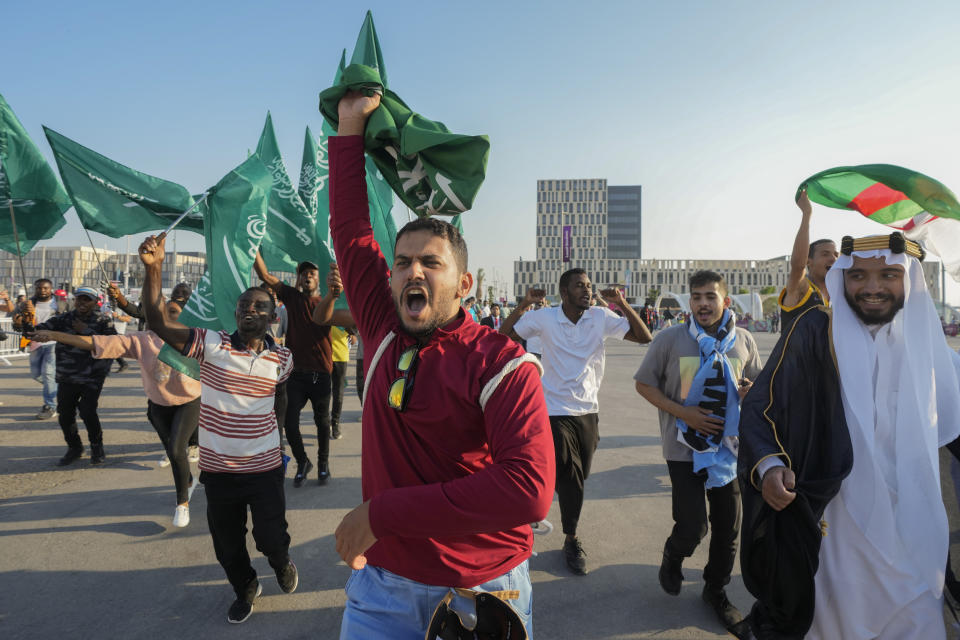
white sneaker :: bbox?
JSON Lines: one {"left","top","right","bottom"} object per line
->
{"left": 158, "top": 453, "right": 170, "bottom": 468}
{"left": 530, "top": 519, "right": 554, "bottom": 535}
{"left": 173, "top": 504, "right": 190, "bottom": 528}
{"left": 187, "top": 474, "right": 200, "bottom": 501}
{"left": 187, "top": 445, "right": 199, "bottom": 463}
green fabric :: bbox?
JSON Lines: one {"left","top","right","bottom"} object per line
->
{"left": 158, "top": 342, "right": 200, "bottom": 380}
{"left": 0, "top": 94, "right": 71, "bottom": 255}
{"left": 799, "top": 164, "right": 960, "bottom": 224}
{"left": 177, "top": 155, "right": 271, "bottom": 333}
{"left": 43, "top": 126, "right": 204, "bottom": 237}
{"left": 255, "top": 112, "right": 336, "bottom": 274}
{"left": 318, "top": 13, "right": 489, "bottom": 218}
{"left": 297, "top": 125, "right": 325, "bottom": 243}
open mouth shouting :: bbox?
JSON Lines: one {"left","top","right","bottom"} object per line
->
{"left": 402, "top": 284, "right": 430, "bottom": 321}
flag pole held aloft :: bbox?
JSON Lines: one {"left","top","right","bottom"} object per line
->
{"left": 158, "top": 191, "right": 211, "bottom": 240}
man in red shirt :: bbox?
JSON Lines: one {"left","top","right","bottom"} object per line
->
{"left": 329, "top": 91, "right": 555, "bottom": 639}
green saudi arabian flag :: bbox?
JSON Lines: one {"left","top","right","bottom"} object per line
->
{"left": 255, "top": 112, "right": 335, "bottom": 273}
{"left": 44, "top": 127, "right": 204, "bottom": 237}
{"left": 0, "top": 94, "right": 71, "bottom": 255}
{"left": 177, "top": 155, "right": 272, "bottom": 333}
{"left": 298, "top": 125, "right": 325, "bottom": 243}
{"left": 319, "top": 11, "right": 490, "bottom": 218}
{"left": 316, "top": 48, "right": 399, "bottom": 267}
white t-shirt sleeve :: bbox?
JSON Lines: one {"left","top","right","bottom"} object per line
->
{"left": 513, "top": 308, "right": 542, "bottom": 341}
{"left": 601, "top": 307, "right": 631, "bottom": 340}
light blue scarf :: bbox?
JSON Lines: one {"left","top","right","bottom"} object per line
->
{"left": 676, "top": 309, "right": 740, "bottom": 489}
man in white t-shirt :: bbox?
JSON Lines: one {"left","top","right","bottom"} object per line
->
{"left": 502, "top": 268, "right": 652, "bottom": 574}
{"left": 14, "top": 278, "right": 71, "bottom": 419}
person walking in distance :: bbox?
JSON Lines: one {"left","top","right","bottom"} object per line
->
{"left": 13, "top": 278, "right": 71, "bottom": 420}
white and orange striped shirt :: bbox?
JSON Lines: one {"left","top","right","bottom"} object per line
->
{"left": 184, "top": 329, "right": 293, "bottom": 474}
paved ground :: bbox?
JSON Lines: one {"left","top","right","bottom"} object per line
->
{"left": 2, "top": 331, "right": 960, "bottom": 639}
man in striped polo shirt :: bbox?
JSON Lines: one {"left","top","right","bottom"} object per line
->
{"left": 138, "top": 234, "right": 297, "bottom": 624}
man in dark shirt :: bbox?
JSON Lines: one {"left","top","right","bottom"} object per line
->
{"left": 29, "top": 286, "right": 117, "bottom": 466}
{"left": 254, "top": 255, "right": 339, "bottom": 487}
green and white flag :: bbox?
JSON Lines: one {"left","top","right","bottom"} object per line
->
{"left": 177, "top": 155, "right": 271, "bottom": 333}
{"left": 318, "top": 11, "right": 489, "bottom": 219}
{"left": 317, "top": 48, "right": 398, "bottom": 267}
{"left": 298, "top": 125, "right": 325, "bottom": 242}
{"left": 0, "top": 94, "right": 71, "bottom": 255}
{"left": 43, "top": 127, "right": 204, "bottom": 237}
{"left": 255, "top": 113, "right": 332, "bottom": 273}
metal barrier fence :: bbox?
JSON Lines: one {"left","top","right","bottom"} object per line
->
{"left": 0, "top": 318, "right": 29, "bottom": 366}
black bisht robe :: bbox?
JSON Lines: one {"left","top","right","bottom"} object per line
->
{"left": 737, "top": 306, "right": 853, "bottom": 638}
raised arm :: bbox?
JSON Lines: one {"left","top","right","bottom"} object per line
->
{"left": 253, "top": 251, "right": 282, "bottom": 293}
{"left": 28, "top": 330, "right": 94, "bottom": 351}
{"left": 311, "top": 262, "right": 356, "bottom": 328}
{"left": 139, "top": 235, "right": 191, "bottom": 351}
{"left": 500, "top": 288, "right": 545, "bottom": 341}
{"left": 600, "top": 288, "right": 652, "bottom": 343}
{"left": 106, "top": 282, "right": 141, "bottom": 319}
{"left": 782, "top": 189, "right": 813, "bottom": 308}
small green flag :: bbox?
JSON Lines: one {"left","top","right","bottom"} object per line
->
{"left": 298, "top": 125, "right": 325, "bottom": 242}
{"left": 177, "top": 155, "right": 272, "bottom": 333}
{"left": 0, "top": 94, "right": 71, "bottom": 255}
{"left": 318, "top": 12, "right": 490, "bottom": 218}
{"left": 44, "top": 127, "right": 204, "bottom": 237}
{"left": 255, "top": 113, "right": 334, "bottom": 273}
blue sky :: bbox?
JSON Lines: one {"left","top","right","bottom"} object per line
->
{"left": 6, "top": 1, "right": 960, "bottom": 300}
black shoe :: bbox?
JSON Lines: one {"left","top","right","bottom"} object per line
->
{"left": 117, "top": 361, "right": 129, "bottom": 373}
{"left": 56, "top": 447, "right": 83, "bottom": 466}
{"left": 317, "top": 461, "right": 330, "bottom": 485}
{"left": 563, "top": 537, "right": 588, "bottom": 575}
{"left": 330, "top": 424, "right": 342, "bottom": 440}
{"left": 90, "top": 444, "right": 105, "bottom": 465}
{"left": 292, "top": 459, "right": 313, "bottom": 488}
{"left": 702, "top": 584, "right": 744, "bottom": 629}
{"left": 227, "top": 578, "right": 262, "bottom": 624}
{"left": 275, "top": 560, "right": 298, "bottom": 594}
{"left": 658, "top": 544, "right": 684, "bottom": 595}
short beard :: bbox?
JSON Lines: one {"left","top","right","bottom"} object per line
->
{"left": 392, "top": 296, "right": 457, "bottom": 341}
{"left": 844, "top": 289, "right": 905, "bottom": 326}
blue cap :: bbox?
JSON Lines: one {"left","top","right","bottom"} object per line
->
{"left": 74, "top": 286, "right": 100, "bottom": 300}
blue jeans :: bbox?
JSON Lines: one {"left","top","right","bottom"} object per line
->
{"left": 340, "top": 560, "right": 533, "bottom": 640}
{"left": 29, "top": 344, "right": 57, "bottom": 408}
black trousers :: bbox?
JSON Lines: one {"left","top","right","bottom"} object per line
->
{"left": 57, "top": 380, "right": 106, "bottom": 449}
{"left": 202, "top": 467, "right": 291, "bottom": 596}
{"left": 355, "top": 358, "right": 365, "bottom": 404}
{"left": 331, "top": 361, "right": 347, "bottom": 425}
{"left": 665, "top": 460, "right": 741, "bottom": 587}
{"left": 550, "top": 414, "right": 600, "bottom": 536}
{"left": 147, "top": 398, "right": 200, "bottom": 504}
{"left": 284, "top": 370, "right": 331, "bottom": 466}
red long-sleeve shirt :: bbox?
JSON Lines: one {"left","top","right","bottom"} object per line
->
{"left": 329, "top": 136, "right": 555, "bottom": 587}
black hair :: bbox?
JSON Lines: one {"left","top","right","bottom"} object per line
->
{"left": 34, "top": 278, "right": 52, "bottom": 287}
{"left": 559, "top": 268, "right": 588, "bottom": 291}
{"left": 808, "top": 239, "right": 835, "bottom": 259}
{"left": 689, "top": 270, "right": 728, "bottom": 296}
{"left": 395, "top": 217, "right": 468, "bottom": 272}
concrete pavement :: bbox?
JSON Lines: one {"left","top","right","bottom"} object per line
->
{"left": 2, "top": 332, "right": 960, "bottom": 639}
